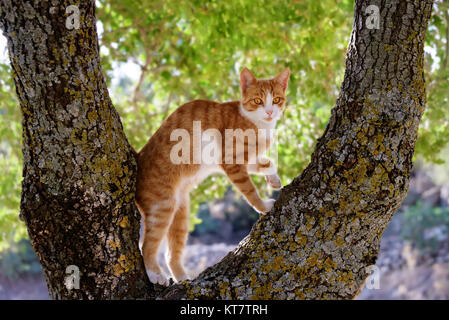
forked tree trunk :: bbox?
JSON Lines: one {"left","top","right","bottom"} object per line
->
{"left": 0, "top": 0, "right": 434, "bottom": 299}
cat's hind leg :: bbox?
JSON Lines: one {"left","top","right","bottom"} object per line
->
{"left": 139, "top": 195, "right": 177, "bottom": 286}
{"left": 166, "top": 191, "right": 190, "bottom": 282}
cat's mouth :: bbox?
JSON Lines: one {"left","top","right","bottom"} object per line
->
{"left": 264, "top": 117, "right": 273, "bottom": 122}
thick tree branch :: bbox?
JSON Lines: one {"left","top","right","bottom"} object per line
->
{"left": 158, "top": 0, "right": 434, "bottom": 299}
{"left": 0, "top": 0, "right": 153, "bottom": 299}
{"left": 0, "top": 0, "right": 434, "bottom": 300}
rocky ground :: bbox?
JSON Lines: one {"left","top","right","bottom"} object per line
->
{"left": 357, "top": 238, "right": 449, "bottom": 299}
{"left": 0, "top": 274, "right": 48, "bottom": 300}
{"left": 357, "top": 216, "right": 449, "bottom": 299}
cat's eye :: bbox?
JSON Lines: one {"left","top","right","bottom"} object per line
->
{"left": 254, "top": 98, "right": 263, "bottom": 105}
{"left": 273, "top": 97, "right": 281, "bottom": 104}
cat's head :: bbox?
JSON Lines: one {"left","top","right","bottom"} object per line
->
{"left": 239, "top": 67, "right": 290, "bottom": 125}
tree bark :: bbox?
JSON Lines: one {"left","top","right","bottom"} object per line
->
{"left": 0, "top": 0, "right": 433, "bottom": 299}
{"left": 0, "top": 0, "right": 153, "bottom": 299}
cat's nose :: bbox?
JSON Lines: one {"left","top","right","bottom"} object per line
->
{"left": 266, "top": 110, "right": 273, "bottom": 116}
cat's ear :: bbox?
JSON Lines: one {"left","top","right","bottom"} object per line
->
{"left": 274, "top": 67, "right": 290, "bottom": 92}
{"left": 240, "top": 68, "right": 257, "bottom": 94}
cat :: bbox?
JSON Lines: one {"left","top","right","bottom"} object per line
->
{"left": 135, "top": 67, "right": 290, "bottom": 285}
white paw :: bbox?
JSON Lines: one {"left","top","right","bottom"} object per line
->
{"left": 261, "top": 198, "right": 276, "bottom": 214}
{"left": 266, "top": 174, "right": 282, "bottom": 189}
{"left": 175, "top": 273, "right": 191, "bottom": 283}
{"left": 147, "top": 269, "right": 170, "bottom": 286}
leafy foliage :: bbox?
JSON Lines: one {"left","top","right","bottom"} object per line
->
{"left": 0, "top": 0, "right": 448, "bottom": 250}
{"left": 0, "top": 63, "right": 26, "bottom": 251}
{"left": 97, "top": 0, "right": 355, "bottom": 227}
{"left": 418, "top": 0, "right": 449, "bottom": 163}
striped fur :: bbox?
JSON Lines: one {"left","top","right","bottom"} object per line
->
{"left": 135, "top": 68, "right": 290, "bottom": 284}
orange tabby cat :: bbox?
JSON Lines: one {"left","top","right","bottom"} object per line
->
{"left": 135, "top": 67, "right": 290, "bottom": 285}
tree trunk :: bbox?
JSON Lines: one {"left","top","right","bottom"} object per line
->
{"left": 0, "top": 0, "right": 153, "bottom": 299}
{"left": 0, "top": 0, "right": 434, "bottom": 299}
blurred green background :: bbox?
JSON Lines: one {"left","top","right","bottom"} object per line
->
{"left": 0, "top": 0, "right": 448, "bottom": 299}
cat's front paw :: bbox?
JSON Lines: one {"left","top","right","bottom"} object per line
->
{"left": 266, "top": 174, "right": 282, "bottom": 189}
{"left": 261, "top": 198, "right": 276, "bottom": 214}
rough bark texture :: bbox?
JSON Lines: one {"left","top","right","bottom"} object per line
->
{"left": 0, "top": 1, "right": 153, "bottom": 299}
{"left": 0, "top": 0, "right": 433, "bottom": 299}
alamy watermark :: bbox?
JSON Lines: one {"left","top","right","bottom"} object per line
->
{"left": 366, "top": 5, "right": 380, "bottom": 29}
{"left": 65, "top": 265, "right": 80, "bottom": 290}
{"left": 169, "top": 121, "right": 278, "bottom": 174}
{"left": 65, "top": 5, "right": 80, "bottom": 30}
{"left": 364, "top": 265, "right": 380, "bottom": 290}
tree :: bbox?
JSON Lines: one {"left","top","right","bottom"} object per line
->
{"left": 0, "top": 0, "right": 434, "bottom": 299}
